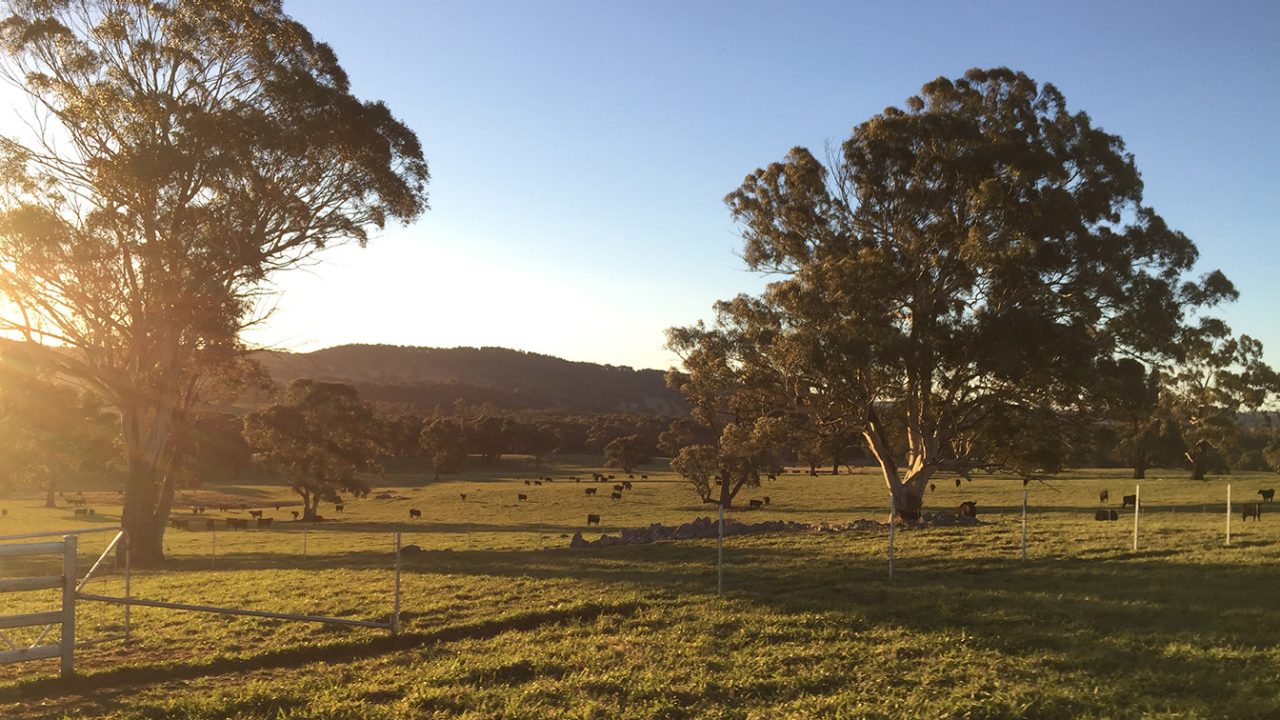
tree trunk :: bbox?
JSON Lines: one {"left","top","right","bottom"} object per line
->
{"left": 119, "top": 405, "right": 178, "bottom": 567}
{"left": 44, "top": 478, "right": 56, "bottom": 508}
{"left": 808, "top": 460, "right": 817, "bottom": 476}
{"left": 862, "top": 410, "right": 935, "bottom": 522}
{"left": 1132, "top": 457, "right": 1146, "bottom": 480}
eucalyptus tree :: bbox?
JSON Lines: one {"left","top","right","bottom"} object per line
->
{"left": 0, "top": 0, "right": 428, "bottom": 562}
{"left": 669, "top": 68, "right": 1232, "bottom": 520}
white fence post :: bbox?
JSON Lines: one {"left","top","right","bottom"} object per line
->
{"left": 1226, "top": 484, "right": 1231, "bottom": 546}
{"left": 716, "top": 502, "right": 724, "bottom": 597}
{"left": 1021, "top": 488, "right": 1028, "bottom": 562}
{"left": 60, "top": 534, "right": 77, "bottom": 678}
{"left": 1132, "top": 484, "right": 1140, "bottom": 551}
{"left": 393, "top": 532, "right": 401, "bottom": 635}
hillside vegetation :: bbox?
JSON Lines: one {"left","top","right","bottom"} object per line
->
{"left": 254, "top": 345, "right": 686, "bottom": 416}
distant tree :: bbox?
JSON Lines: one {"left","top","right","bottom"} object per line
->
{"left": 604, "top": 435, "right": 650, "bottom": 474}
{"left": 657, "top": 418, "right": 702, "bottom": 457}
{"left": 670, "top": 68, "right": 1235, "bottom": 520}
{"left": 1264, "top": 443, "right": 1280, "bottom": 474}
{"left": 0, "top": 0, "right": 428, "bottom": 563}
{"left": 1162, "top": 321, "right": 1279, "bottom": 479}
{"left": 420, "top": 417, "right": 466, "bottom": 481}
{"left": 464, "top": 415, "right": 512, "bottom": 465}
{"left": 243, "top": 381, "right": 384, "bottom": 520}
{"left": 1094, "top": 359, "right": 1165, "bottom": 478}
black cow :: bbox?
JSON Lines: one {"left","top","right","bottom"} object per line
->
{"left": 291, "top": 511, "right": 300, "bottom": 520}
{"left": 954, "top": 478, "right": 962, "bottom": 488}
{"left": 749, "top": 499, "right": 764, "bottom": 509}
{"left": 334, "top": 504, "right": 344, "bottom": 513}
{"left": 1242, "top": 503, "right": 1261, "bottom": 522}
{"left": 585, "top": 488, "right": 597, "bottom": 496}
{"left": 460, "top": 493, "right": 468, "bottom": 502}
{"left": 1122, "top": 494, "right": 1137, "bottom": 508}
{"left": 763, "top": 496, "right": 771, "bottom": 505}
{"left": 613, "top": 484, "right": 625, "bottom": 492}
{"left": 1094, "top": 509, "right": 1119, "bottom": 521}
{"left": 587, "top": 513, "right": 601, "bottom": 526}
{"left": 518, "top": 493, "right": 528, "bottom": 502}
{"left": 534, "top": 481, "right": 543, "bottom": 486}
{"left": 641, "top": 475, "right": 649, "bottom": 480}
{"left": 622, "top": 481, "right": 633, "bottom": 490}
{"left": 249, "top": 510, "right": 263, "bottom": 519}
{"left": 610, "top": 491, "right": 622, "bottom": 500}
{"left": 1099, "top": 489, "right": 1110, "bottom": 504}
{"left": 929, "top": 483, "right": 936, "bottom": 493}
{"left": 1258, "top": 489, "right": 1275, "bottom": 503}
{"left": 409, "top": 508, "right": 422, "bottom": 519}
{"left": 524, "top": 480, "right": 531, "bottom": 486}
{"left": 958, "top": 501, "right": 977, "bottom": 517}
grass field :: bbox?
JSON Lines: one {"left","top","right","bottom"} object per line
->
{"left": 1, "top": 458, "right": 1278, "bottom": 719}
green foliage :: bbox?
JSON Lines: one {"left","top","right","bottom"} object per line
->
{"left": 671, "top": 68, "right": 1234, "bottom": 519}
{"left": 603, "top": 434, "right": 650, "bottom": 473}
{"left": 243, "top": 380, "right": 383, "bottom": 519}
{"left": 419, "top": 416, "right": 466, "bottom": 480}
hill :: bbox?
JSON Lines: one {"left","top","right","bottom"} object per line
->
{"left": 253, "top": 344, "right": 687, "bottom": 416}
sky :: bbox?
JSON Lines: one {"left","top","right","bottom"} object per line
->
{"left": 243, "top": 1, "right": 1278, "bottom": 370}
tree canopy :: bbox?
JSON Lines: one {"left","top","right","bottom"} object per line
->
{"left": 0, "top": 0, "right": 428, "bottom": 562}
{"left": 669, "top": 68, "right": 1238, "bottom": 519}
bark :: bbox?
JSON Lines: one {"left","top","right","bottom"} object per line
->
{"left": 119, "top": 404, "right": 178, "bottom": 567}
{"left": 44, "top": 479, "right": 55, "bottom": 509}
{"left": 863, "top": 410, "right": 936, "bottom": 522}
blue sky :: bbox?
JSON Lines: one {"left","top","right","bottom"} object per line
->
{"left": 253, "top": 0, "right": 1280, "bottom": 370}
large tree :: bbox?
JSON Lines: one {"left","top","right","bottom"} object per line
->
{"left": 243, "top": 380, "right": 383, "bottom": 521}
{"left": 0, "top": 0, "right": 428, "bottom": 562}
{"left": 670, "top": 68, "right": 1233, "bottom": 520}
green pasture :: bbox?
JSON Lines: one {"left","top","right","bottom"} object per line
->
{"left": 1, "top": 459, "right": 1278, "bottom": 719}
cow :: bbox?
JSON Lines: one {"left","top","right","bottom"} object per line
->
{"left": 766, "top": 473, "right": 776, "bottom": 481}
{"left": 1122, "top": 494, "right": 1137, "bottom": 508}
{"left": 628, "top": 474, "right": 635, "bottom": 479}
{"left": 460, "top": 493, "right": 468, "bottom": 502}
{"left": 257, "top": 517, "right": 273, "bottom": 528}
{"left": 534, "top": 481, "right": 543, "bottom": 486}
{"left": 334, "top": 504, "right": 344, "bottom": 513}
{"left": 929, "top": 483, "right": 936, "bottom": 493}
{"left": 1099, "top": 489, "right": 1110, "bottom": 504}
{"left": 291, "top": 511, "right": 300, "bottom": 520}
{"left": 585, "top": 488, "right": 597, "bottom": 496}
{"left": 409, "top": 508, "right": 422, "bottom": 519}
{"left": 249, "top": 510, "right": 263, "bottom": 519}
{"left": 641, "top": 475, "right": 648, "bottom": 480}
{"left": 1259, "top": 489, "right": 1275, "bottom": 503}
{"left": 958, "top": 501, "right": 977, "bottom": 517}
{"left": 622, "top": 481, "right": 633, "bottom": 490}
{"left": 1242, "top": 503, "right": 1261, "bottom": 522}
{"left": 1094, "top": 509, "right": 1119, "bottom": 521}
{"left": 275, "top": 503, "right": 282, "bottom": 511}
{"left": 749, "top": 499, "right": 764, "bottom": 509}
{"left": 608, "top": 475, "right": 616, "bottom": 480}
{"left": 763, "top": 496, "right": 771, "bottom": 505}
{"left": 611, "top": 491, "right": 622, "bottom": 500}
{"left": 613, "top": 484, "right": 625, "bottom": 492}
{"left": 524, "top": 480, "right": 531, "bottom": 486}
{"left": 586, "top": 513, "right": 601, "bottom": 526}
{"left": 518, "top": 493, "right": 528, "bottom": 502}
{"left": 573, "top": 477, "right": 581, "bottom": 483}
{"left": 954, "top": 478, "right": 962, "bottom": 488}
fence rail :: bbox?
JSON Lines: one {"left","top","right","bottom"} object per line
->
{"left": 0, "top": 533, "right": 76, "bottom": 678}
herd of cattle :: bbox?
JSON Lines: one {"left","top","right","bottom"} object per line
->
{"left": 1091, "top": 487, "right": 1272, "bottom": 522}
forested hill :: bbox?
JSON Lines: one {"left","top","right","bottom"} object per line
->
{"left": 253, "top": 344, "right": 687, "bottom": 416}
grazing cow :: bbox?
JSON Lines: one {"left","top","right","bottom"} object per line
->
{"left": 534, "top": 481, "right": 543, "bottom": 486}
{"left": 249, "top": 510, "right": 263, "bottom": 519}
{"left": 611, "top": 491, "right": 622, "bottom": 500}
{"left": 749, "top": 499, "right": 764, "bottom": 509}
{"left": 622, "top": 481, "right": 633, "bottom": 490}
{"left": 334, "top": 504, "right": 344, "bottom": 513}
{"left": 1122, "top": 494, "right": 1137, "bottom": 508}
{"left": 585, "top": 488, "right": 597, "bottom": 496}
{"left": 257, "top": 517, "right": 273, "bottom": 528}
{"left": 766, "top": 474, "right": 776, "bottom": 481}
{"left": 608, "top": 475, "right": 616, "bottom": 480}
{"left": 518, "top": 494, "right": 528, "bottom": 502}
{"left": 544, "top": 477, "right": 553, "bottom": 482}
{"left": 613, "top": 484, "right": 625, "bottom": 492}
{"left": 227, "top": 518, "right": 249, "bottom": 530}
{"left": 275, "top": 503, "right": 282, "bottom": 511}
{"left": 958, "top": 501, "right": 977, "bottom": 517}
{"left": 291, "top": 511, "right": 300, "bottom": 520}
{"left": 1094, "top": 509, "right": 1119, "bottom": 521}
{"left": 1242, "top": 503, "right": 1261, "bottom": 522}
{"left": 1099, "top": 489, "right": 1110, "bottom": 504}
{"left": 460, "top": 493, "right": 468, "bottom": 502}
{"left": 409, "top": 508, "right": 422, "bottom": 519}
{"left": 1259, "top": 489, "right": 1275, "bottom": 503}
{"left": 587, "top": 513, "right": 601, "bottom": 526}
{"left": 954, "top": 478, "right": 962, "bottom": 488}
{"left": 929, "top": 483, "right": 936, "bottom": 493}
{"left": 524, "top": 480, "right": 531, "bottom": 486}
{"left": 573, "top": 477, "right": 581, "bottom": 483}
{"left": 763, "top": 496, "right": 771, "bottom": 505}
{"left": 641, "top": 475, "right": 648, "bottom": 480}
{"left": 628, "top": 474, "right": 635, "bottom": 479}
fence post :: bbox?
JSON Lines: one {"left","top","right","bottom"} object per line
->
{"left": 888, "top": 498, "right": 896, "bottom": 579}
{"left": 211, "top": 526, "right": 216, "bottom": 569}
{"left": 60, "top": 534, "right": 77, "bottom": 679}
{"left": 1021, "top": 488, "right": 1028, "bottom": 562}
{"left": 716, "top": 502, "right": 724, "bottom": 597}
{"left": 1226, "top": 484, "right": 1231, "bottom": 546}
{"left": 1132, "top": 484, "right": 1140, "bottom": 551}
{"left": 124, "top": 531, "right": 131, "bottom": 641}
{"left": 303, "top": 529, "right": 308, "bottom": 558}
{"left": 393, "top": 532, "right": 401, "bottom": 635}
